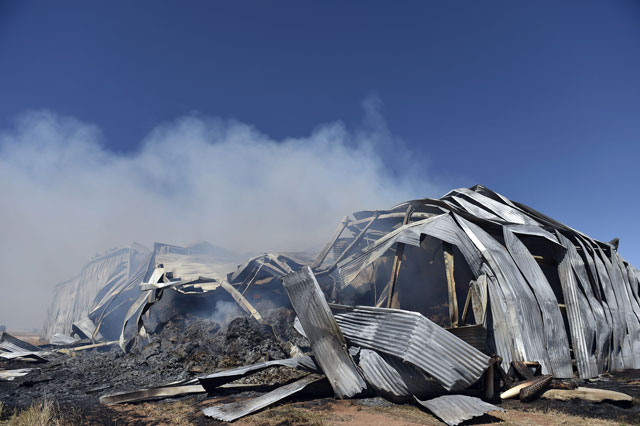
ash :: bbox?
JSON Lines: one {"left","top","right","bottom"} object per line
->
{"left": 0, "top": 311, "right": 304, "bottom": 414}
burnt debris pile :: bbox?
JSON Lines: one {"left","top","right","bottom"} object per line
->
{"left": 2, "top": 184, "right": 640, "bottom": 425}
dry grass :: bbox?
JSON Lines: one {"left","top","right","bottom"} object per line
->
{"left": 492, "top": 407, "right": 630, "bottom": 426}
{"left": 239, "top": 404, "right": 327, "bottom": 426}
{"left": 109, "top": 399, "right": 196, "bottom": 425}
{"left": 0, "top": 399, "right": 62, "bottom": 426}
{"left": 371, "top": 402, "right": 441, "bottom": 423}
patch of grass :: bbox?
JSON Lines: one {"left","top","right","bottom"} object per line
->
{"left": 0, "top": 399, "right": 61, "bottom": 426}
{"left": 109, "top": 399, "right": 195, "bottom": 425}
{"left": 492, "top": 407, "right": 626, "bottom": 426}
{"left": 244, "top": 403, "right": 326, "bottom": 426}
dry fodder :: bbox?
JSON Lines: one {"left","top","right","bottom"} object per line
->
{"left": 0, "top": 398, "right": 62, "bottom": 426}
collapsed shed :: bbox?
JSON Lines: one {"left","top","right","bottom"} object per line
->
{"left": 43, "top": 184, "right": 640, "bottom": 382}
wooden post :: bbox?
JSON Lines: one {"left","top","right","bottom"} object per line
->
{"left": 386, "top": 243, "right": 405, "bottom": 308}
{"left": 443, "top": 242, "right": 459, "bottom": 327}
{"left": 484, "top": 363, "right": 495, "bottom": 400}
{"left": 460, "top": 284, "right": 472, "bottom": 326}
{"left": 386, "top": 206, "right": 414, "bottom": 308}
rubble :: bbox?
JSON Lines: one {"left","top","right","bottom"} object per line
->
{"left": 0, "top": 368, "right": 33, "bottom": 381}
{"left": 3, "top": 185, "right": 640, "bottom": 424}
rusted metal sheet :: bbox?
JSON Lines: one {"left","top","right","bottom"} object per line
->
{"left": 282, "top": 267, "right": 367, "bottom": 398}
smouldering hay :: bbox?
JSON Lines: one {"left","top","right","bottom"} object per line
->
{"left": 0, "top": 398, "right": 62, "bottom": 426}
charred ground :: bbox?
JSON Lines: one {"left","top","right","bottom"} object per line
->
{"left": 2, "top": 316, "right": 640, "bottom": 425}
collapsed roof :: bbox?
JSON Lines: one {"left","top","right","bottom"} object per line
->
{"left": 44, "top": 185, "right": 640, "bottom": 380}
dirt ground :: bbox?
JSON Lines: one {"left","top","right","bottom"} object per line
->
{"left": 2, "top": 317, "right": 639, "bottom": 425}
{"left": 55, "top": 391, "right": 639, "bottom": 426}
{"left": 2, "top": 375, "right": 638, "bottom": 426}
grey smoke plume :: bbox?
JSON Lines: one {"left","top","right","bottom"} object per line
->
{"left": 208, "top": 301, "right": 243, "bottom": 326}
{"left": 0, "top": 100, "right": 445, "bottom": 329}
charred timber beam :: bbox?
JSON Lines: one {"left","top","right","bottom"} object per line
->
{"left": 460, "top": 283, "right": 472, "bottom": 326}
{"left": 316, "top": 212, "right": 379, "bottom": 277}
{"left": 311, "top": 216, "right": 350, "bottom": 269}
{"left": 348, "top": 211, "right": 432, "bottom": 227}
{"left": 386, "top": 207, "right": 414, "bottom": 308}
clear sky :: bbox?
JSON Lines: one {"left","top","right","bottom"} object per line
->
{"left": 1, "top": 1, "right": 639, "bottom": 328}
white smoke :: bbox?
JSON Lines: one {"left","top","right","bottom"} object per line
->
{"left": 0, "top": 100, "right": 446, "bottom": 329}
{"left": 208, "top": 301, "right": 243, "bottom": 326}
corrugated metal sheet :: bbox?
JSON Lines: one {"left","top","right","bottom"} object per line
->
{"left": 454, "top": 215, "right": 553, "bottom": 374}
{"left": 331, "top": 185, "right": 640, "bottom": 381}
{"left": 100, "top": 383, "right": 205, "bottom": 405}
{"left": 282, "top": 267, "right": 367, "bottom": 398}
{"left": 447, "top": 187, "right": 537, "bottom": 225}
{"left": 198, "top": 356, "right": 317, "bottom": 392}
{"left": 612, "top": 252, "right": 640, "bottom": 368}
{"left": 49, "top": 333, "right": 78, "bottom": 345}
{"left": 502, "top": 228, "right": 572, "bottom": 378}
{"left": 446, "top": 324, "right": 487, "bottom": 353}
{"left": 202, "top": 375, "right": 327, "bottom": 422}
{"left": 415, "top": 394, "right": 504, "bottom": 426}
{"left": 570, "top": 237, "right": 610, "bottom": 372}
{"left": 43, "top": 244, "right": 150, "bottom": 339}
{"left": 71, "top": 317, "right": 102, "bottom": 340}
{"left": 555, "top": 231, "right": 598, "bottom": 378}
{"left": 331, "top": 304, "right": 490, "bottom": 391}
{"left": 0, "top": 332, "right": 41, "bottom": 353}
{"left": 358, "top": 349, "right": 444, "bottom": 401}
{"left": 336, "top": 213, "right": 484, "bottom": 291}
{"left": 591, "top": 243, "right": 624, "bottom": 371}
{"left": 0, "top": 368, "right": 33, "bottom": 381}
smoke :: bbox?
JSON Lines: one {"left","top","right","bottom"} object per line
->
{"left": 208, "top": 301, "right": 243, "bottom": 326}
{"left": 0, "top": 99, "right": 445, "bottom": 329}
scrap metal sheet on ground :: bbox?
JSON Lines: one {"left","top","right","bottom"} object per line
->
{"left": 198, "top": 356, "right": 317, "bottom": 391}
{"left": 201, "top": 375, "right": 328, "bottom": 422}
{"left": 415, "top": 394, "right": 504, "bottom": 426}
{"left": 331, "top": 304, "right": 490, "bottom": 391}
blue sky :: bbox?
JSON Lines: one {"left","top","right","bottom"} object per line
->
{"left": 1, "top": 1, "right": 639, "bottom": 327}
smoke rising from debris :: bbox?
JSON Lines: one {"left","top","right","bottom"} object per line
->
{"left": 0, "top": 99, "right": 445, "bottom": 329}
